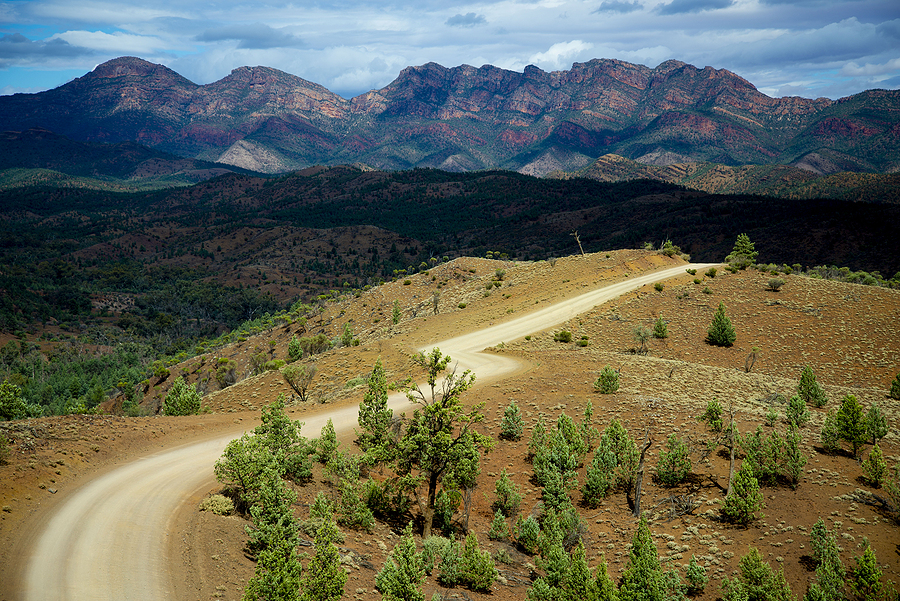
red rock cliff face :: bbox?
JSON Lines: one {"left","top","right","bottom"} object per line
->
{"left": 1, "top": 55, "right": 896, "bottom": 173}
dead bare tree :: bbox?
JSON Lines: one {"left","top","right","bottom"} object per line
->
{"left": 632, "top": 427, "right": 653, "bottom": 518}
{"left": 571, "top": 231, "right": 585, "bottom": 257}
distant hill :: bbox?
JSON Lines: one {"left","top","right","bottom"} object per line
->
{"left": 566, "top": 153, "right": 900, "bottom": 203}
{"left": 1, "top": 56, "right": 898, "bottom": 175}
{"left": 0, "top": 127, "right": 262, "bottom": 189}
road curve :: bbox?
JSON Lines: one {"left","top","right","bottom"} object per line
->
{"left": 23, "top": 262, "right": 713, "bottom": 600}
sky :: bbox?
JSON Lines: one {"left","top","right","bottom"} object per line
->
{"left": 1, "top": 0, "right": 898, "bottom": 100}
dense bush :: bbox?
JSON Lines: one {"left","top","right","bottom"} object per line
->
{"left": 721, "top": 548, "right": 793, "bottom": 601}
{"left": 553, "top": 330, "right": 572, "bottom": 343}
{"left": 707, "top": 301, "right": 736, "bottom": 346}
{"left": 593, "top": 365, "right": 619, "bottom": 394}
{"left": 699, "top": 398, "right": 724, "bottom": 432}
{"left": 653, "top": 316, "right": 668, "bottom": 339}
{"left": 721, "top": 462, "right": 763, "bottom": 525}
{"left": 500, "top": 400, "right": 524, "bottom": 441}
{"left": 376, "top": 522, "right": 426, "bottom": 601}
{"left": 492, "top": 469, "right": 522, "bottom": 517}
{"left": 655, "top": 434, "right": 692, "bottom": 486}
{"left": 798, "top": 365, "right": 827, "bottom": 408}
{"left": 162, "top": 376, "right": 202, "bottom": 416}
{"left": 785, "top": 395, "right": 810, "bottom": 426}
{"left": 199, "top": 494, "right": 234, "bottom": 515}
{"left": 861, "top": 444, "right": 887, "bottom": 487}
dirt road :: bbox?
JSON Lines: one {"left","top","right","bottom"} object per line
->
{"left": 21, "top": 263, "right": 712, "bottom": 600}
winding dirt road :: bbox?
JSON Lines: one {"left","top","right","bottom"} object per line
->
{"left": 21, "top": 263, "right": 713, "bottom": 600}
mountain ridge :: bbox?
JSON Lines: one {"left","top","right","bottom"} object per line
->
{"left": 1, "top": 56, "right": 898, "bottom": 174}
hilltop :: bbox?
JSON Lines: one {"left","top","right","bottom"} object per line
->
{"left": 1, "top": 56, "right": 898, "bottom": 174}
{"left": 1, "top": 249, "right": 898, "bottom": 601}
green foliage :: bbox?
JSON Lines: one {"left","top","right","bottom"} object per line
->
{"left": 216, "top": 358, "right": 238, "bottom": 388}
{"left": 885, "top": 466, "right": 900, "bottom": 521}
{"left": 243, "top": 505, "right": 302, "bottom": 601}
{"left": 421, "top": 536, "right": 449, "bottom": 575}
{"left": 493, "top": 469, "right": 522, "bottom": 517}
{"left": 288, "top": 336, "right": 302, "bottom": 362}
{"left": 0, "top": 378, "right": 34, "bottom": 421}
{"left": 820, "top": 410, "right": 842, "bottom": 453}
{"left": 554, "top": 330, "right": 573, "bottom": 343}
{"left": 528, "top": 415, "right": 548, "bottom": 460}
{"left": 300, "top": 517, "right": 347, "bottom": 601}
{"left": 699, "top": 398, "right": 724, "bottom": 432}
{"left": 594, "top": 365, "right": 619, "bottom": 394}
{"left": 852, "top": 541, "right": 882, "bottom": 601}
{"left": 582, "top": 446, "right": 617, "bottom": 507}
{"left": 357, "top": 358, "right": 394, "bottom": 461}
{"left": 376, "top": 522, "right": 426, "bottom": 601}
{"left": 281, "top": 363, "right": 316, "bottom": 403}
{"left": 721, "top": 462, "right": 764, "bottom": 525}
{"left": 726, "top": 233, "right": 759, "bottom": 269}
{"left": 653, "top": 316, "right": 668, "bottom": 339}
{"left": 685, "top": 555, "right": 708, "bottom": 595}
{"left": 707, "top": 301, "right": 736, "bottom": 347}
{"left": 500, "top": 400, "right": 524, "bottom": 441}
{"left": 515, "top": 515, "right": 541, "bottom": 555}
{"left": 633, "top": 325, "right": 652, "bottom": 354}
{"left": 861, "top": 444, "right": 887, "bottom": 487}
{"left": 341, "top": 322, "right": 355, "bottom": 347}
{"left": 316, "top": 418, "right": 339, "bottom": 464}
{"left": 783, "top": 423, "right": 807, "bottom": 489}
{"left": 891, "top": 373, "right": 900, "bottom": 400}
{"left": 619, "top": 516, "right": 664, "bottom": 601}
{"left": 739, "top": 425, "right": 782, "bottom": 486}
{"left": 653, "top": 282, "right": 664, "bottom": 292}
{"left": 396, "top": 348, "right": 492, "bottom": 537}
{"left": 255, "top": 395, "right": 314, "bottom": 483}
{"left": 798, "top": 365, "right": 828, "bottom": 408}
{"left": 768, "top": 278, "right": 785, "bottom": 291}
{"left": 722, "top": 548, "right": 793, "bottom": 601}
{"left": 785, "top": 395, "right": 810, "bottom": 427}
{"left": 162, "top": 376, "right": 202, "bottom": 416}
{"left": 392, "top": 300, "right": 401, "bottom": 325}
{"left": 337, "top": 479, "right": 375, "bottom": 532}
{"left": 705, "top": 267, "right": 717, "bottom": 278}
{"left": 215, "top": 434, "right": 273, "bottom": 511}
{"left": 809, "top": 519, "right": 831, "bottom": 564}
{"left": 805, "top": 526, "right": 845, "bottom": 601}
{"left": 655, "top": 434, "right": 691, "bottom": 486}
{"left": 836, "top": 394, "right": 869, "bottom": 457}
{"left": 866, "top": 403, "right": 887, "bottom": 445}
{"left": 436, "top": 533, "right": 496, "bottom": 592}
{"left": 199, "top": 494, "right": 235, "bottom": 516}
{"left": 488, "top": 508, "right": 509, "bottom": 540}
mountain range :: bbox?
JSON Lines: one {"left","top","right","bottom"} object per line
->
{"left": 2, "top": 56, "right": 898, "bottom": 175}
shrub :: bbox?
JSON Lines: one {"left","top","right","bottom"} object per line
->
{"left": 654, "top": 282, "right": 664, "bottom": 292}
{"left": 316, "top": 418, "right": 339, "bottom": 464}
{"left": 554, "top": 330, "right": 572, "bottom": 343}
{"left": 633, "top": 325, "right": 652, "bottom": 354}
{"left": 500, "top": 400, "right": 524, "bottom": 441}
{"left": 891, "top": 373, "right": 900, "bottom": 400}
{"left": 721, "top": 462, "right": 763, "bottom": 525}
{"left": 686, "top": 268, "right": 697, "bottom": 275}
{"left": 702, "top": 286, "right": 712, "bottom": 294}
{"left": 798, "top": 365, "right": 827, "bottom": 408}
{"left": 215, "top": 358, "right": 237, "bottom": 388}
{"left": 699, "top": 398, "right": 723, "bottom": 432}
{"left": 809, "top": 518, "right": 830, "bottom": 564}
{"left": 392, "top": 300, "right": 401, "bottom": 324}
{"left": 460, "top": 533, "right": 496, "bottom": 592}
{"left": 851, "top": 541, "right": 882, "bottom": 601}
{"left": 653, "top": 316, "right": 668, "bottom": 339}
{"left": 594, "top": 365, "right": 619, "bottom": 394}
{"left": 861, "top": 444, "right": 887, "bottom": 487}
{"left": 707, "top": 301, "right": 736, "bottom": 346}
{"left": 376, "top": 522, "right": 426, "bottom": 601}
{"left": 685, "top": 554, "right": 708, "bottom": 595}
{"left": 820, "top": 411, "right": 841, "bottom": 453}
{"left": 582, "top": 447, "right": 616, "bottom": 507}
{"left": 866, "top": 403, "right": 887, "bottom": 445}
{"left": 656, "top": 434, "right": 692, "bottom": 486}
{"left": 705, "top": 267, "right": 717, "bottom": 278}
{"left": 0, "top": 379, "right": 29, "bottom": 421}
{"left": 515, "top": 515, "right": 541, "bottom": 555}
{"left": 337, "top": 480, "right": 375, "bottom": 532}
{"left": 785, "top": 395, "right": 810, "bottom": 427}
{"left": 493, "top": 469, "right": 522, "bottom": 517}
{"left": 768, "top": 278, "right": 785, "bottom": 291}
{"left": 162, "top": 376, "right": 202, "bottom": 416}
{"left": 721, "top": 548, "right": 793, "bottom": 601}
{"left": 488, "top": 509, "right": 509, "bottom": 540}
{"left": 836, "top": 394, "right": 868, "bottom": 457}
{"left": 282, "top": 363, "right": 316, "bottom": 402}
{"left": 288, "top": 336, "right": 302, "bottom": 361}
{"left": 199, "top": 494, "right": 234, "bottom": 515}
{"left": 783, "top": 423, "right": 806, "bottom": 489}
{"left": 422, "top": 536, "right": 449, "bottom": 575}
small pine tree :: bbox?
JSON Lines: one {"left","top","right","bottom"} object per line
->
{"left": 492, "top": 469, "right": 522, "bottom": 517}
{"left": 726, "top": 233, "right": 758, "bottom": 269}
{"left": 594, "top": 365, "right": 619, "bottom": 394}
{"left": 785, "top": 394, "right": 810, "bottom": 427}
{"left": 316, "top": 419, "right": 339, "bottom": 464}
{"left": 798, "top": 365, "right": 827, "bottom": 408}
{"left": 375, "top": 522, "right": 426, "bottom": 601}
{"left": 500, "top": 400, "right": 524, "bottom": 441}
{"left": 488, "top": 509, "right": 509, "bottom": 540}
{"left": 806, "top": 528, "right": 845, "bottom": 601}
{"left": 392, "top": 300, "right": 401, "bottom": 325}
{"left": 619, "top": 516, "right": 665, "bottom": 601}
{"left": 567, "top": 541, "right": 600, "bottom": 601}
{"left": 722, "top": 548, "right": 793, "bottom": 601}
{"left": 655, "top": 434, "right": 691, "bottom": 486}
{"left": 890, "top": 373, "right": 900, "bottom": 400}
{"left": 866, "top": 403, "right": 887, "bottom": 445}
{"left": 288, "top": 336, "right": 302, "bottom": 361}
{"left": 162, "top": 376, "right": 202, "bottom": 416}
{"left": 301, "top": 518, "right": 347, "bottom": 601}
{"left": 515, "top": 515, "right": 541, "bottom": 555}
{"left": 459, "top": 532, "right": 496, "bottom": 592}
{"left": 699, "top": 398, "right": 723, "bottom": 432}
{"left": 782, "top": 423, "right": 807, "bottom": 489}
{"left": 582, "top": 447, "right": 616, "bottom": 507}
{"left": 653, "top": 316, "right": 668, "bottom": 339}
{"left": 861, "top": 444, "right": 887, "bottom": 487}
{"left": 706, "top": 301, "right": 736, "bottom": 347}
{"left": 721, "top": 462, "right": 763, "bottom": 525}
{"left": 836, "top": 394, "right": 868, "bottom": 457}
{"left": 820, "top": 410, "right": 841, "bottom": 453}
{"left": 851, "top": 542, "right": 882, "bottom": 601}
{"left": 685, "top": 554, "right": 708, "bottom": 595}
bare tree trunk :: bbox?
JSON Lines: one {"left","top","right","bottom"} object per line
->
{"left": 632, "top": 431, "right": 653, "bottom": 518}
{"left": 423, "top": 471, "right": 439, "bottom": 539}
{"left": 572, "top": 231, "right": 585, "bottom": 256}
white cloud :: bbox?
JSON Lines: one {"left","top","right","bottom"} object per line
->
{"left": 528, "top": 40, "right": 594, "bottom": 69}
{"left": 49, "top": 30, "right": 166, "bottom": 54}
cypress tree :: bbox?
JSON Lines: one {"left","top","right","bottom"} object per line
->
{"left": 706, "top": 302, "right": 736, "bottom": 347}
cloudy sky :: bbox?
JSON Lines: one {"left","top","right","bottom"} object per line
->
{"left": 1, "top": 0, "right": 898, "bottom": 100}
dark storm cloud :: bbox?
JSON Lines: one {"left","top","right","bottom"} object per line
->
{"left": 594, "top": 1, "right": 643, "bottom": 14}
{"left": 446, "top": 13, "right": 487, "bottom": 27}
{"left": 0, "top": 33, "right": 91, "bottom": 63}
{"left": 196, "top": 23, "right": 302, "bottom": 49}
{"left": 656, "top": 0, "right": 733, "bottom": 15}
